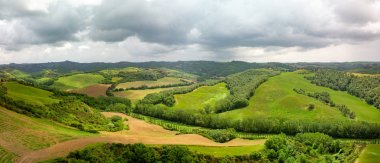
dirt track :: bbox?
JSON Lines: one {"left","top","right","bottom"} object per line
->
{"left": 17, "top": 112, "right": 265, "bottom": 163}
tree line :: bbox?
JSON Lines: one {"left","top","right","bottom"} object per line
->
{"left": 49, "top": 132, "right": 361, "bottom": 163}
{"left": 307, "top": 69, "right": 380, "bottom": 109}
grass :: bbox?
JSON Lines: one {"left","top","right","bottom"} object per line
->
{"left": 358, "top": 144, "right": 380, "bottom": 163}
{"left": 114, "top": 86, "right": 189, "bottom": 102}
{"left": 35, "top": 77, "right": 51, "bottom": 83}
{"left": 116, "top": 77, "right": 187, "bottom": 89}
{"left": 172, "top": 83, "right": 229, "bottom": 111}
{"left": 187, "top": 145, "right": 264, "bottom": 157}
{"left": 0, "top": 146, "right": 17, "bottom": 163}
{"left": 100, "top": 67, "right": 141, "bottom": 76}
{"left": 0, "top": 106, "right": 94, "bottom": 152}
{"left": 5, "top": 82, "right": 59, "bottom": 106}
{"left": 51, "top": 73, "right": 104, "bottom": 90}
{"left": 220, "top": 71, "right": 380, "bottom": 123}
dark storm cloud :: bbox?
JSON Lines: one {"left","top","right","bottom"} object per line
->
{"left": 0, "top": 0, "right": 380, "bottom": 51}
{"left": 88, "top": 0, "right": 380, "bottom": 49}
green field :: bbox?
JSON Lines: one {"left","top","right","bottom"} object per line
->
{"left": 116, "top": 77, "right": 187, "bottom": 89}
{"left": 114, "top": 86, "right": 190, "bottom": 102}
{"left": 5, "top": 82, "right": 59, "bottom": 105}
{"left": 51, "top": 73, "right": 104, "bottom": 90}
{"left": 187, "top": 145, "right": 264, "bottom": 157}
{"left": 0, "top": 106, "right": 94, "bottom": 152}
{"left": 220, "top": 71, "right": 380, "bottom": 123}
{"left": 358, "top": 144, "right": 380, "bottom": 163}
{"left": 172, "top": 83, "right": 229, "bottom": 111}
{"left": 100, "top": 67, "right": 141, "bottom": 76}
{"left": 0, "top": 146, "right": 17, "bottom": 163}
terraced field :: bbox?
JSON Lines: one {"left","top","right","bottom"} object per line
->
{"left": 5, "top": 82, "right": 59, "bottom": 105}
{"left": 0, "top": 146, "right": 17, "bottom": 163}
{"left": 0, "top": 106, "right": 93, "bottom": 156}
{"left": 358, "top": 144, "right": 380, "bottom": 163}
{"left": 116, "top": 77, "right": 187, "bottom": 89}
{"left": 51, "top": 73, "right": 104, "bottom": 90}
{"left": 172, "top": 83, "right": 229, "bottom": 111}
{"left": 220, "top": 71, "right": 380, "bottom": 123}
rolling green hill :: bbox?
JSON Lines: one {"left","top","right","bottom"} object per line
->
{"left": 172, "top": 83, "right": 229, "bottom": 111}
{"left": 220, "top": 71, "right": 380, "bottom": 123}
{"left": 5, "top": 82, "right": 59, "bottom": 106}
{"left": 51, "top": 73, "right": 104, "bottom": 90}
{"left": 0, "top": 106, "right": 93, "bottom": 159}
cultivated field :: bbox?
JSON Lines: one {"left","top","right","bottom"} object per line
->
{"left": 172, "top": 83, "right": 229, "bottom": 111}
{"left": 71, "top": 84, "right": 110, "bottom": 97}
{"left": 220, "top": 71, "right": 380, "bottom": 123}
{"left": 116, "top": 77, "right": 187, "bottom": 89}
{"left": 5, "top": 82, "right": 59, "bottom": 105}
{"left": 51, "top": 73, "right": 104, "bottom": 90}
{"left": 358, "top": 144, "right": 380, "bottom": 163}
{"left": 114, "top": 86, "right": 189, "bottom": 102}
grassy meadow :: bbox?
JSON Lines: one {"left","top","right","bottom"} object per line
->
{"left": 358, "top": 144, "right": 380, "bottom": 163}
{"left": 5, "top": 82, "right": 59, "bottom": 106}
{"left": 220, "top": 71, "right": 380, "bottom": 123}
{"left": 0, "top": 106, "right": 94, "bottom": 152}
{"left": 51, "top": 73, "right": 104, "bottom": 90}
{"left": 172, "top": 83, "right": 229, "bottom": 111}
{"left": 116, "top": 77, "right": 187, "bottom": 89}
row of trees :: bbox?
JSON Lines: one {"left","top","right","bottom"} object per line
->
{"left": 51, "top": 133, "right": 360, "bottom": 162}
{"left": 307, "top": 69, "right": 380, "bottom": 109}
{"left": 293, "top": 88, "right": 356, "bottom": 119}
{"left": 134, "top": 103, "right": 380, "bottom": 139}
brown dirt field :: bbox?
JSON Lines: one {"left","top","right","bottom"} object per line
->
{"left": 70, "top": 84, "right": 110, "bottom": 97}
{"left": 17, "top": 112, "right": 265, "bottom": 163}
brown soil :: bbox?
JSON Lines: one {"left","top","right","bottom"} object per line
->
{"left": 70, "top": 84, "right": 110, "bottom": 97}
{"left": 17, "top": 112, "right": 265, "bottom": 163}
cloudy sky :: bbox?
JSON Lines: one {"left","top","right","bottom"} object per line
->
{"left": 0, "top": 0, "right": 380, "bottom": 64}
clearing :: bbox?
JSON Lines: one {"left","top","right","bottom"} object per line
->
{"left": 5, "top": 82, "right": 59, "bottom": 106}
{"left": 51, "top": 73, "right": 104, "bottom": 90}
{"left": 220, "top": 71, "right": 380, "bottom": 123}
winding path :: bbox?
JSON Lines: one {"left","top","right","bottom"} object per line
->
{"left": 17, "top": 112, "right": 265, "bottom": 163}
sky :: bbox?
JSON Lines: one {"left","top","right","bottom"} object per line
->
{"left": 0, "top": 0, "right": 380, "bottom": 64}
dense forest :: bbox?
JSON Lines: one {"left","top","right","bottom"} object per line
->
{"left": 307, "top": 69, "right": 380, "bottom": 109}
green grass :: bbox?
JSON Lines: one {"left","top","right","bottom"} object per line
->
{"left": 187, "top": 145, "right": 264, "bottom": 157}
{"left": 5, "top": 82, "right": 59, "bottom": 106}
{"left": 51, "top": 73, "right": 104, "bottom": 90}
{"left": 114, "top": 86, "right": 190, "bottom": 103}
{"left": 220, "top": 71, "right": 380, "bottom": 123}
{"left": 36, "top": 77, "right": 51, "bottom": 83}
{"left": 100, "top": 67, "right": 141, "bottom": 76}
{"left": 0, "top": 146, "right": 17, "bottom": 163}
{"left": 172, "top": 83, "right": 229, "bottom": 111}
{"left": 116, "top": 77, "right": 187, "bottom": 89}
{"left": 0, "top": 106, "right": 94, "bottom": 151}
{"left": 358, "top": 144, "right": 380, "bottom": 163}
